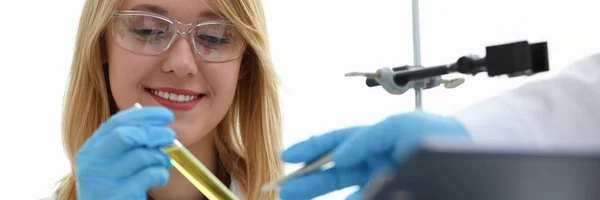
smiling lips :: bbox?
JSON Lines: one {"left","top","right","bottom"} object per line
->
{"left": 146, "top": 87, "right": 205, "bottom": 110}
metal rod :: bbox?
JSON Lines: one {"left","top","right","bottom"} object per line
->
{"left": 412, "top": 0, "right": 423, "bottom": 110}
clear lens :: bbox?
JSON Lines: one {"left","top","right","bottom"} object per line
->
{"left": 191, "top": 23, "right": 245, "bottom": 62}
{"left": 111, "top": 13, "right": 245, "bottom": 62}
{"left": 111, "top": 15, "right": 175, "bottom": 55}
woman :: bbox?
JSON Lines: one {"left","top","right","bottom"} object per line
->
{"left": 51, "top": 0, "right": 283, "bottom": 199}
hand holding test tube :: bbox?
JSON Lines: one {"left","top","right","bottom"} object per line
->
{"left": 134, "top": 103, "right": 239, "bottom": 200}
{"left": 74, "top": 103, "right": 175, "bottom": 199}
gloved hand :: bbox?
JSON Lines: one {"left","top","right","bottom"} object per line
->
{"left": 75, "top": 106, "right": 176, "bottom": 200}
{"left": 278, "top": 111, "right": 470, "bottom": 200}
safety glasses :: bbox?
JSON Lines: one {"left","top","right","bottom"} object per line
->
{"left": 110, "top": 10, "right": 246, "bottom": 63}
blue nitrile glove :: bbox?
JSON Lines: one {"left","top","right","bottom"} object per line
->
{"left": 278, "top": 111, "right": 470, "bottom": 200}
{"left": 75, "top": 106, "right": 176, "bottom": 200}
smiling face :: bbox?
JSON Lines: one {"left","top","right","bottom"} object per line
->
{"left": 105, "top": 0, "right": 246, "bottom": 145}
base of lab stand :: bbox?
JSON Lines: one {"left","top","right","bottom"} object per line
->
{"left": 362, "top": 142, "right": 600, "bottom": 200}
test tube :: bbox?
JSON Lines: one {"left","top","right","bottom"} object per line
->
{"left": 134, "top": 103, "right": 239, "bottom": 200}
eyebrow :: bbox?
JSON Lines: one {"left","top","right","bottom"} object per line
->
{"left": 130, "top": 4, "right": 167, "bottom": 15}
{"left": 199, "top": 11, "right": 222, "bottom": 20}
{"left": 130, "top": 4, "right": 223, "bottom": 20}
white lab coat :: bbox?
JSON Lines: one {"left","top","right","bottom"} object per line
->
{"left": 452, "top": 52, "right": 600, "bottom": 147}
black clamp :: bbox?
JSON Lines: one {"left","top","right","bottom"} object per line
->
{"left": 345, "top": 41, "right": 550, "bottom": 95}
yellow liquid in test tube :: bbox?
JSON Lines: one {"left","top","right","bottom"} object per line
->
{"left": 133, "top": 103, "right": 238, "bottom": 200}
{"left": 162, "top": 140, "right": 239, "bottom": 200}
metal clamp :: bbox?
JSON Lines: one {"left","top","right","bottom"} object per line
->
{"left": 369, "top": 66, "right": 465, "bottom": 95}
{"left": 375, "top": 67, "right": 414, "bottom": 95}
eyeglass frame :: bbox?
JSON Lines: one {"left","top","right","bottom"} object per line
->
{"left": 108, "top": 10, "right": 248, "bottom": 63}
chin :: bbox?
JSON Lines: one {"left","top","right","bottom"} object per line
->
{"left": 168, "top": 122, "right": 211, "bottom": 147}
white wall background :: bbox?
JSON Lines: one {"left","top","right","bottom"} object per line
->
{"left": 1, "top": 0, "right": 599, "bottom": 199}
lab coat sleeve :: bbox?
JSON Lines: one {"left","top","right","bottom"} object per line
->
{"left": 452, "top": 53, "right": 600, "bottom": 147}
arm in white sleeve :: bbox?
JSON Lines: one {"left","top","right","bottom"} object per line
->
{"left": 452, "top": 53, "right": 600, "bottom": 147}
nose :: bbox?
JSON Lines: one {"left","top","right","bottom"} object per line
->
{"left": 162, "top": 36, "right": 198, "bottom": 77}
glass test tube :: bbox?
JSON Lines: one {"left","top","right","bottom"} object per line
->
{"left": 134, "top": 103, "right": 239, "bottom": 200}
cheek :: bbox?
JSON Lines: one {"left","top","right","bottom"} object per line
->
{"left": 204, "top": 64, "right": 241, "bottom": 101}
{"left": 107, "top": 41, "right": 158, "bottom": 110}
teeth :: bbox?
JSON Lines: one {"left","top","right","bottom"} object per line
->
{"left": 150, "top": 89, "right": 199, "bottom": 102}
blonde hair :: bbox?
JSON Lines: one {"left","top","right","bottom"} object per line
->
{"left": 55, "top": 0, "right": 283, "bottom": 199}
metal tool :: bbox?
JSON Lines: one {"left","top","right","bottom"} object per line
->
{"left": 348, "top": 40, "right": 549, "bottom": 91}
{"left": 345, "top": 70, "right": 465, "bottom": 92}
{"left": 261, "top": 153, "right": 333, "bottom": 192}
